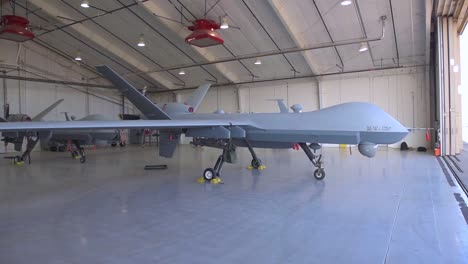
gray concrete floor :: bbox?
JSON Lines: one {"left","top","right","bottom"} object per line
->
{"left": 453, "top": 143, "right": 468, "bottom": 191}
{"left": 0, "top": 145, "right": 467, "bottom": 264}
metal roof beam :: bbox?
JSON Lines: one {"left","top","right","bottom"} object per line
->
{"left": 125, "top": 18, "right": 386, "bottom": 77}
{"left": 149, "top": 64, "right": 427, "bottom": 93}
{"left": 26, "top": 0, "right": 174, "bottom": 89}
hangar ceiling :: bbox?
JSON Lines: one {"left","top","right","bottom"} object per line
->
{"left": 1, "top": 0, "right": 429, "bottom": 91}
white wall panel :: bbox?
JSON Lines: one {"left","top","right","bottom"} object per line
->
{"left": 24, "top": 82, "right": 58, "bottom": 120}
{"left": 371, "top": 76, "right": 391, "bottom": 114}
{"left": 287, "top": 82, "right": 318, "bottom": 112}
{"left": 5, "top": 79, "right": 21, "bottom": 114}
{"left": 321, "top": 79, "right": 341, "bottom": 107}
{"left": 196, "top": 87, "right": 238, "bottom": 114}
{"left": 175, "top": 86, "right": 238, "bottom": 114}
{"left": 88, "top": 90, "right": 122, "bottom": 119}
{"left": 341, "top": 78, "right": 371, "bottom": 103}
{"left": 238, "top": 79, "right": 319, "bottom": 113}
{"left": 56, "top": 86, "right": 87, "bottom": 120}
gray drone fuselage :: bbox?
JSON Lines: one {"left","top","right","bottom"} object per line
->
{"left": 43, "top": 114, "right": 119, "bottom": 148}
{"left": 166, "top": 102, "right": 408, "bottom": 157}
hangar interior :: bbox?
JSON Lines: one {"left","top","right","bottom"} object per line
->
{"left": 0, "top": 0, "right": 467, "bottom": 263}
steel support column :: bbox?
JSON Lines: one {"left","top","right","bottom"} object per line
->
{"left": 436, "top": 16, "right": 463, "bottom": 155}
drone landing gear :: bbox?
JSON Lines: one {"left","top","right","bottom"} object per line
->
{"left": 70, "top": 140, "right": 86, "bottom": 163}
{"left": 200, "top": 143, "right": 236, "bottom": 184}
{"left": 11, "top": 136, "right": 39, "bottom": 165}
{"left": 246, "top": 140, "right": 265, "bottom": 170}
{"left": 5, "top": 135, "right": 39, "bottom": 166}
{"left": 201, "top": 149, "right": 225, "bottom": 184}
{"left": 299, "top": 143, "right": 325, "bottom": 180}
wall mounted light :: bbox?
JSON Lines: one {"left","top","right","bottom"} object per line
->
{"left": 81, "top": 0, "right": 90, "bottom": 8}
{"left": 75, "top": 51, "right": 82, "bottom": 61}
{"left": 220, "top": 16, "right": 229, "bottom": 29}
{"left": 137, "top": 34, "right": 145, "bottom": 47}
{"left": 341, "top": 1, "right": 352, "bottom": 6}
{"left": 358, "top": 42, "right": 368, "bottom": 52}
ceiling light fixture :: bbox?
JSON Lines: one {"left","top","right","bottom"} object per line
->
{"left": 81, "top": 0, "right": 90, "bottom": 8}
{"left": 358, "top": 42, "right": 368, "bottom": 52}
{"left": 220, "top": 16, "right": 229, "bottom": 29}
{"left": 178, "top": 69, "right": 185, "bottom": 75}
{"left": 137, "top": 34, "right": 145, "bottom": 47}
{"left": 340, "top": 0, "right": 352, "bottom": 6}
{"left": 254, "top": 58, "right": 262, "bottom": 65}
{"left": 74, "top": 51, "right": 82, "bottom": 61}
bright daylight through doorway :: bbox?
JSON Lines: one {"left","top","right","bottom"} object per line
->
{"left": 462, "top": 31, "right": 467, "bottom": 143}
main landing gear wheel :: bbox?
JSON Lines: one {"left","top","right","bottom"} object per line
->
{"left": 251, "top": 159, "right": 262, "bottom": 169}
{"left": 299, "top": 143, "right": 326, "bottom": 181}
{"left": 58, "top": 145, "right": 66, "bottom": 152}
{"left": 14, "top": 156, "right": 24, "bottom": 165}
{"left": 203, "top": 168, "right": 216, "bottom": 181}
{"left": 314, "top": 169, "right": 325, "bottom": 180}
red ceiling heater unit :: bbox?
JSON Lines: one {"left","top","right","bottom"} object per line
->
{"left": 185, "top": 19, "right": 224, "bottom": 47}
{"left": 0, "top": 15, "right": 35, "bottom": 42}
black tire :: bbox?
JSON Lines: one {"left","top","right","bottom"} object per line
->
{"left": 58, "top": 146, "right": 66, "bottom": 152}
{"left": 111, "top": 142, "right": 117, "bottom": 147}
{"left": 50, "top": 146, "right": 58, "bottom": 152}
{"left": 314, "top": 169, "right": 325, "bottom": 180}
{"left": 119, "top": 142, "right": 126, "bottom": 147}
{"left": 251, "top": 159, "right": 262, "bottom": 169}
{"left": 203, "top": 168, "right": 216, "bottom": 181}
{"left": 80, "top": 156, "right": 86, "bottom": 164}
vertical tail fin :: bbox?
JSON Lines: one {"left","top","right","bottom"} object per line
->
{"left": 96, "top": 65, "right": 172, "bottom": 120}
{"left": 32, "top": 99, "right": 64, "bottom": 121}
{"left": 185, "top": 83, "right": 211, "bottom": 112}
{"left": 268, "top": 99, "right": 289, "bottom": 113}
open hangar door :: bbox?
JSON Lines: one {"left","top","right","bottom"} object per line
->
{"left": 433, "top": 0, "right": 468, "bottom": 155}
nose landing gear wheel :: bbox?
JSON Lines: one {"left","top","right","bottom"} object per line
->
{"left": 251, "top": 159, "right": 262, "bottom": 169}
{"left": 314, "top": 169, "right": 325, "bottom": 180}
{"left": 203, "top": 168, "right": 215, "bottom": 181}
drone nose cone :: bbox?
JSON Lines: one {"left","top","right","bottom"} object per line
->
{"left": 342, "top": 102, "right": 409, "bottom": 144}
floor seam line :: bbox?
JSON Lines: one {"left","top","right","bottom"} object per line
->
{"left": 383, "top": 181, "right": 406, "bottom": 264}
